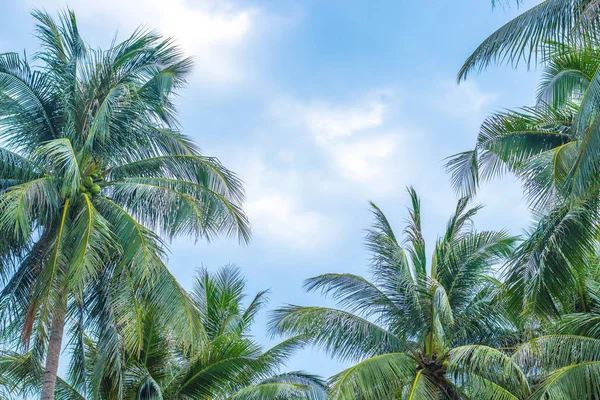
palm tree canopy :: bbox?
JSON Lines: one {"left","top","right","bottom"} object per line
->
{"left": 0, "top": 9, "right": 250, "bottom": 397}
{"left": 269, "top": 188, "right": 528, "bottom": 399}
{"left": 512, "top": 300, "right": 600, "bottom": 399}
{"left": 448, "top": 40, "right": 600, "bottom": 318}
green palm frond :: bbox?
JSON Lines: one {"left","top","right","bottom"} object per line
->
{"left": 446, "top": 104, "right": 574, "bottom": 199}
{"left": 0, "top": 148, "right": 45, "bottom": 188}
{"left": 34, "top": 138, "right": 80, "bottom": 196}
{"left": 431, "top": 279, "right": 454, "bottom": 339}
{"left": 449, "top": 345, "right": 530, "bottom": 398}
{"left": 537, "top": 42, "right": 598, "bottom": 106}
{"left": 242, "top": 289, "right": 270, "bottom": 332}
{"left": 458, "top": 0, "right": 598, "bottom": 81}
{"left": 303, "top": 273, "right": 399, "bottom": 320}
{"left": 164, "top": 338, "right": 262, "bottom": 398}
{"left": 269, "top": 305, "right": 406, "bottom": 363}
{"left": 513, "top": 335, "right": 600, "bottom": 398}
{"left": 0, "top": 349, "right": 87, "bottom": 400}
{"left": 503, "top": 200, "right": 598, "bottom": 317}
{"left": 230, "top": 372, "right": 327, "bottom": 400}
{"left": 446, "top": 150, "right": 480, "bottom": 197}
{"left": 67, "top": 195, "right": 116, "bottom": 295}
{"left": 402, "top": 370, "right": 439, "bottom": 400}
{"left": 437, "top": 230, "right": 516, "bottom": 309}
{"left": 0, "top": 52, "right": 56, "bottom": 150}
{"left": 228, "top": 382, "right": 309, "bottom": 400}
{"left": 328, "top": 353, "right": 416, "bottom": 400}
{"left": 191, "top": 265, "right": 251, "bottom": 339}
{"left": 457, "top": 372, "right": 523, "bottom": 400}
{"left": 0, "top": 177, "right": 59, "bottom": 242}
{"left": 259, "top": 335, "right": 312, "bottom": 365}
{"left": 260, "top": 371, "right": 327, "bottom": 399}
{"left": 404, "top": 187, "right": 427, "bottom": 275}
{"left": 32, "top": 8, "right": 86, "bottom": 69}
{"left": 561, "top": 311, "right": 600, "bottom": 337}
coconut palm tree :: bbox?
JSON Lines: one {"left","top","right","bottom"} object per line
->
{"left": 448, "top": 41, "right": 600, "bottom": 317}
{"left": 0, "top": 10, "right": 250, "bottom": 399}
{"left": 269, "top": 188, "right": 529, "bottom": 399}
{"left": 0, "top": 266, "right": 327, "bottom": 400}
{"left": 450, "top": 40, "right": 600, "bottom": 200}
{"left": 109, "top": 266, "right": 326, "bottom": 400}
{"left": 458, "top": 0, "right": 600, "bottom": 81}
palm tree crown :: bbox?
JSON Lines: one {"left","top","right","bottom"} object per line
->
{"left": 0, "top": 9, "right": 249, "bottom": 398}
{"left": 269, "top": 188, "right": 528, "bottom": 399}
{"left": 448, "top": 40, "right": 600, "bottom": 317}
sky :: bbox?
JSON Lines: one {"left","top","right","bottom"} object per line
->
{"left": 2, "top": 0, "right": 542, "bottom": 380}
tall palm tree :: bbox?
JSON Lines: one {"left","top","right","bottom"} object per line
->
{"left": 0, "top": 266, "right": 327, "bottom": 400}
{"left": 269, "top": 189, "right": 529, "bottom": 399}
{"left": 0, "top": 10, "right": 250, "bottom": 399}
{"left": 447, "top": 41, "right": 600, "bottom": 317}
{"left": 458, "top": 0, "right": 600, "bottom": 80}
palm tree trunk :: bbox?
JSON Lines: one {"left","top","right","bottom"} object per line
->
{"left": 41, "top": 299, "right": 67, "bottom": 399}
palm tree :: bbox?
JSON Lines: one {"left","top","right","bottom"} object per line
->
{"left": 0, "top": 10, "right": 249, "bottom": 399}
{"left": 458, "top": 0, "right": 600, "bottom": 80}
{"left": 269, "top": 189, "right": 529, "bottom": 399}
{"left": 447, "top": 41, "right": 600, "bottom": 317}
{"left": 450, "top": 40, "right": 600, "bottom": 200}
{"left": 0, "top": 266, "right": 327, "bottom": 400}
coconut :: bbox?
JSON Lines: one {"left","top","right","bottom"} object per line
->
{"left": 90, "top": 184, "right": 101, "bottom": 195}
{"left": 78, "top": 185, "right": 87, "bottom": 193}
{"left": 83, "top": 176, "right": 94, "bottom": 187}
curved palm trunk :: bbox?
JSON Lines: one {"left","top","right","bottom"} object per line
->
{"left": 41, "top": 300, "right": 67, "bottom": 399}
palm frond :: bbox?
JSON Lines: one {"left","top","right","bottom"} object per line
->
{"left": 457, "top": 0, "right": 595, "bottom": 81}
{"left": 513, "top": 335, "right": 600, "bottom": 399}
{"left": 503, "top": 200, "right": 598, "bottom": 317}
{"left": 328, "top": 353, "right": 416, "bottom": 400}
{"left": 303, "top": 273, "right": 400, "bottom": 320}
{"left": 268, "top": 305, "right": 406, "bottom": 363}
{"left": 449, "top": 345, "right": 530, "bottom": 398}
{"left": 404, "top": 187, "right": 427, "bottom": 275}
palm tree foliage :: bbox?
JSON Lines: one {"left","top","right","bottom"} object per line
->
{"left": 0, "top": 9, "right": 250, "bottom": 398}
{"left": 508, "top": 289, "right": 600, "bottom": 399}
{"left": 448, "top": 40, "right": 600, "bottom": 318}
{"left": 458, "top": 0, "right": 600, "bottom": 80}
{"left": 269, "top": 188, "right": 529, "bottom": 399}
{"left": 0, "top": 266, "right": 327, "bottom": 400}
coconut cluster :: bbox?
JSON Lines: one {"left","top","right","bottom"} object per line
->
{"left": 78, "top": 173, "right": 103, "bottom": 196}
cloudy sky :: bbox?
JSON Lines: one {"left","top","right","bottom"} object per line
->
{"left": 3, "top": 0, "right": 540, "bottom": 379}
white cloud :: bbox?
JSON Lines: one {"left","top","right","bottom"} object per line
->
{"left": 238, "top": 156, "right": 337, "bottom": 251}
{"left": 272, "top": 95, "right": 386, "bottom": 141}
{"left": 270, "top": 91, "right": 417, "bottom": 197}
{"left": 329, "top": 135, "right": 397, "bottom": 181}
{"left": 234, "top": 82, "right": 506, "bottom": 250}
{"left": 434, "top": 80, "right": 496, "bottom": 118}
{"left": 325, "top": 134, "right": 406, "bottom": 196}
{"left": 245, "top": 193, "right": 331, "bottom": 250}
{"left": 28, "top": 0, "right": 256, "bottom": 83}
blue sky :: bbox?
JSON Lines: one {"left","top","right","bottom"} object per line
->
{"left": 3, "top": 0, "right": 541, "bottom": 380}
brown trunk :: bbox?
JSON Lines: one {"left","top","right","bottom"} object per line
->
{"left": 40, "top": 298, "right": 67, "bottom": 400}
